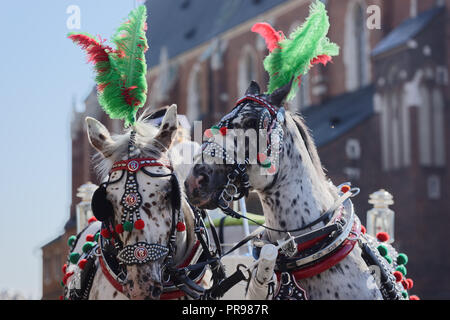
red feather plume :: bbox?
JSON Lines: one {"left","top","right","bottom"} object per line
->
{"left": 311, "top": 54, "right": 332, "bottom": 66}
{"left": 251, "top": 22, "right": 285, "bottom": 52}
{"left": 68, "top": 33, "right": 112, "bottom": 65}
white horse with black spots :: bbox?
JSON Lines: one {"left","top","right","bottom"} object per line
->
{"left": 185, "top": 81, "right": 416, "bottom": 300}
{"left": 62, "top": 105, "right": 214, "bottom": 300}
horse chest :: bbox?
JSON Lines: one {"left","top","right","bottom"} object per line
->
{"left": 295, "top": 249, "right": 383, "bottom": 300}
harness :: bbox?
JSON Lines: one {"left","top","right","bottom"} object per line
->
{"left": 65, "top": 131, "right": 232, "bottom": 300}
{"left": 199, "top": 94, "right": 407, "bottom": 300}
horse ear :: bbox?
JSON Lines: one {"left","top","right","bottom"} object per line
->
{"left": 268, "top": 78, "right": 294, "bottom": 106}
{"left": 152, "top": 104, "right": 178, "bottom": 151}
{"left": 245, "top": 81, "right": 261, "bottom": 95}
{"left": 85, "top": 117, "right": 115, "bottom": 157}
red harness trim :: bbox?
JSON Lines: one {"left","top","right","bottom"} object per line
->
{"left": 99, "top": 255, "right": 124, "bottom": 293}
{"left": 99, "top": 240, "right": 203, "bottom": 299}
{"left": 236, "top": 95, "right": 278, "bottom": 116}
{"left": 110, "top": 157, "right": 171, "bottom": 173}
{"left": 277, "top": 217, "right": 360, "bottom": 281}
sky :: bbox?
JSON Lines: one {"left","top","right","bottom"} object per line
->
{"left": 0, "top": 0, "right": 144, "bottom": 299}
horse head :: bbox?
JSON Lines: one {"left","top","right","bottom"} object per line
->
{"left": 86, "top": 105, "right": 187, "bottom": 299}
{"left": 185, "top": 80, "right": 296, "bottom": 210}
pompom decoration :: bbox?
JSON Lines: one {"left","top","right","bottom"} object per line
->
{"left": 78, "top": 259, "right": 88, "bottom": 270}
{"left": 384, "top": 255, "right": 392, "bottom": 264}
{"left": 377, "top": 244, "right": 388, "bottom": 257}
{"left": 101, "top": 228, "right": 111, "bottom": 239}
{"left": 396, "top": 265, "right": 407, "bottom": 276}
{"left": 88, "top": 216, "right": 98, "bottom": 224}
{"left": 124, "top": 221, "right": 133, "bottom": 232}
{"left": 94, "top": 232, "right": 100, "bottom": 242}
{"left": 401, "top": 291, "right": 409, "bottom": 299}
{"left": 86, "top": 234, "right": 94, "bottom": 242}
{"left": 69, "top": 252, "right": 80, "bottom": 264}
{"left": 341, "top": 185, "right": 351, "bottom": 193}
{"left": 376, "top": 232, "right": 390, "bottom": 242}
{"left": 393, "top": 271, "right": 403, "bottom": 282}
{"left": 62, "top": 264, "right": 67, "bottom": 274}
{"left": 406, "top": 278, "right": 414, "bottom": 290}
{"left": 204, "top": 129, "right": 213, "bottom": 139}
{"left": 219, "top": 127, "right": 228, "bottom": 136}
{"left": 210, "top": 126, "right": 220, "bottom": 135}
{"left": 176, "top": 221, "right": 186, "bottom": 232}
{"left": 68, "top": 235, "right": 77, "bottom": 247}
{"left": 397, "top": 253, "right": 408, "bottom": 265}
{"left": 410, "top": 295, "right": 420, "bottom": 300}
{"left": 82, "top": 242, "right": 95, "bottom": 253}
{"left": 267, "top": 165, "right": 277, "bottom": 175}
{"left": 68, "top": 5, "right": 148, "bottom": 127}
{"left": 401, "top": 279, "right": 409, "bottom": 290}
{"left": 361, "top": 225, "right": 366, "bottom": 234}
{"left": 252, "top": 1, "right": 339, "bottom": 101}
{"left": 115, "top": 224, "right": 124, "bottom": 234}
{"left": 134, "top": 219, "right": 145, "bottom": 230}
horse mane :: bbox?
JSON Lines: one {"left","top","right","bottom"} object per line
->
{"left": 288, "top": 111, "right": 329, "bottom": 183}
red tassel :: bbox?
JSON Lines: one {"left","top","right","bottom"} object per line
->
{"left": 134, "top": 219, "right": 145, "bottom": 230}
{"left": 176, "top": 222, "right": 186, "bottom": 232}
{"left": 115, "top": 224, "right": 124, "bottom": 234}
{"left": 251, "top": 23, "right": 285, "bottom": 52}
{"left": 219, "top": 127, "right": 228, "bottom": 136}
{"left": 101, "top": 228, "right": 111, "bottom": 239}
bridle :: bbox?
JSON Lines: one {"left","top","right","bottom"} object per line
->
{"left": 95, "top": 131, "right": 183, "bottom": 281}
{"left": 199, "top": 94, "right": 361, "bottom": 260}
{"left": 201, "top": 94, "right": 285, "bottom": 212}
{"left": 92, "top": 131, "right": 230, "bottom": 299}
{"left": 199, "top": 94, "right": 340, "bottom": 234}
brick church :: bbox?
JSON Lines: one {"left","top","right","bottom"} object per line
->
{"left": 42, "top": 0, "right": 449, "bottom": 299}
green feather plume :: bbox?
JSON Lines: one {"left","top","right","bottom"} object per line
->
{"left": 263, "top": 1, "right": 339, "bottom": 101}
{"left": 69, "top": 5, "right": 148, "bottom": 127}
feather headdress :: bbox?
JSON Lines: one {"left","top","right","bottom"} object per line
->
{"left": 69, "top": 5, "right": 148, "bottom": 126}
{"left": 252, "top": 1, "right": 339, "bottom": 101}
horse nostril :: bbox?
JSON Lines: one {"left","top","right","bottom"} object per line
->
{"left": 152, "top": 286, "right": 162, "bottom": 297}
{"left": 198, "top": 173, "right": 209, "bottom": 188}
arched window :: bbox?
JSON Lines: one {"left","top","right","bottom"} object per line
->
{"left": 344, "top": 1, "right": 370, "bottom": 91}
{"left": 238, "top": 45, "right": 258, "bottom": 97}
{"left": 187, "top": 63, "right": 204, "bottom": 122}
{"left": 354, "top": 3, "right": 367, "bottom": 88}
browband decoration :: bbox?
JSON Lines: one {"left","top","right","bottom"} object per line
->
{"left": 111, "top": 157, "right": 172, "bottom": 173}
